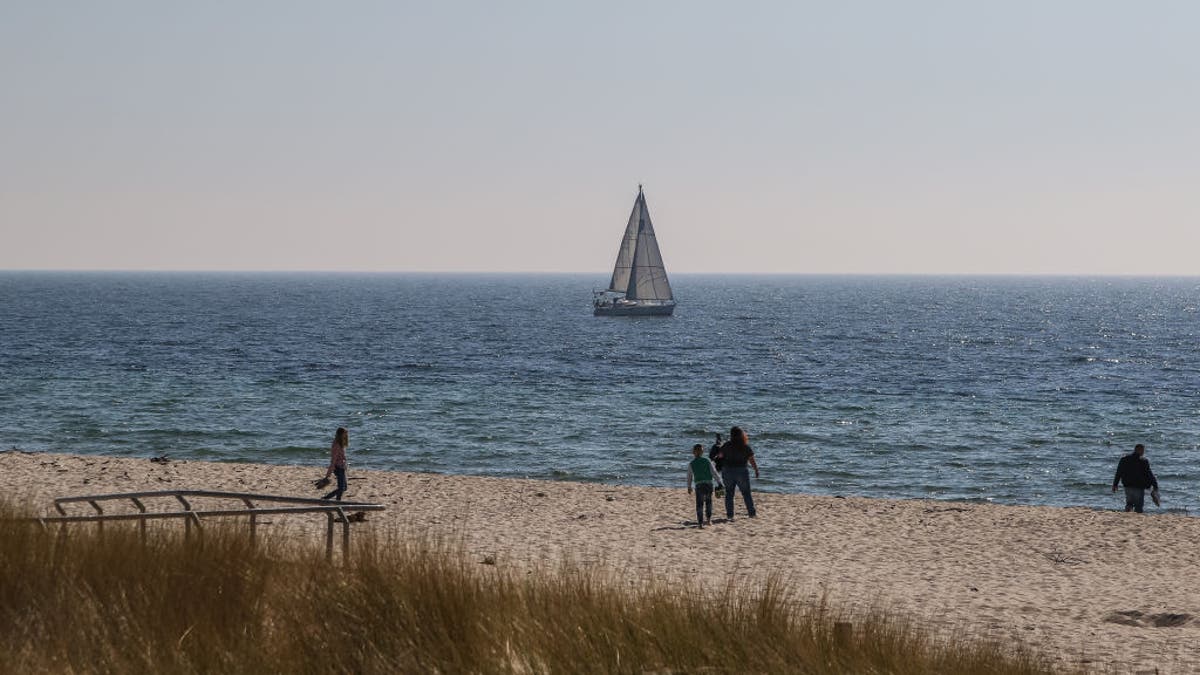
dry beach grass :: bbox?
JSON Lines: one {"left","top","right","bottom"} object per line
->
{"left": 0, "top": 502, "right": 1060, "bottom": 675}
{"left": 4, "top": 450, "right": 1200, "bottom": 673}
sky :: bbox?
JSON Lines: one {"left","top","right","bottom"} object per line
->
{"left": 2, "top": 2, "right": 1198, "bottom": 274}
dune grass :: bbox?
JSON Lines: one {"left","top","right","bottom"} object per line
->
{"left": 0, "top": 504, "right": 1072, "bottom": 675}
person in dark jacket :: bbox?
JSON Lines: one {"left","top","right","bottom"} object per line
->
{"left": 1111, "top": 443, "right": 1159, "bottom": 513}
{"left": 715, "top": 426, "right": 759, "bottom": 520}
{"left": 708, "top": 432, "right": 724, "bottom": 472}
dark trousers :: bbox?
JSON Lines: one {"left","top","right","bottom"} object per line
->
{"left": 722, "top": 467, "right": 756, "bottom": 518}
{"left": 1124, "top": 487, "right": 1145, "bottom": 513}
{"left": 694, "top": 483, "right": 713, "bottom": 524}
{"left": 323, "top": 467, "right": 347, "bottom": 501}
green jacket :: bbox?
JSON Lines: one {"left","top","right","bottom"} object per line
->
{"left": 688, "top": 456, "right": 720, "bottom": 487}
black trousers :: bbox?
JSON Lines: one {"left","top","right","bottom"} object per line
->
{"left": 694, "top": 483, "right": 714, "bottom": 524}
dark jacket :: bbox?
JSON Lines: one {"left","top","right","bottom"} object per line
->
{"left": 708, "top": 441, "right": 724, "bottom": 471}
{"left": 717, "top": 440, "right": 754, "bottom": 469}
{"left": 1113, "top": 452, "right": 1158, "bottom": 490}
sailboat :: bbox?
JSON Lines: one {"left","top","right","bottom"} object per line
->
{"left": 593, "top": 185, "right": 676, "bottom": 316}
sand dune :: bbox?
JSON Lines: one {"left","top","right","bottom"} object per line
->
{"left": 4, "top": 449, "right": 1197, "bottom": 674}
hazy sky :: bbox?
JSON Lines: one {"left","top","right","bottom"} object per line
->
{"left": 2, "top": 2, "right": 1198, "bottom": 274}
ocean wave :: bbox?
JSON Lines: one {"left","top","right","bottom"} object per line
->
{"left": 514, "top": 469, "right": 612, "bottom": 483}
{"left": 261, "top": 445, "right": 321, "bottom": 456}
{"left": 751, "top": 431, "right": 826, "bottom": 442}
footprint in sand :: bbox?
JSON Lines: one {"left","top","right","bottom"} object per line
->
{"left": 1103, "top": 610, "right": 1192, "bottom": 628}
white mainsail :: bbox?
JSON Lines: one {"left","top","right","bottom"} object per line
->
{"left": 606, "top": 191, "right": 643, "bottom": 293}
{"left": 610, "top": 187, "right": 672, "bottom": 302}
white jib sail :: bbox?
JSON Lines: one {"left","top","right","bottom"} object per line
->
{"left": 625, "top": 192, "right": 673, "bottom": 302}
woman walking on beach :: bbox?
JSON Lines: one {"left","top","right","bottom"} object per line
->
{"left": 322, "top": 427, "right": 349, "bottom": 501}
{"left": 716, "top": 426, "right": 759, "bottom": 520}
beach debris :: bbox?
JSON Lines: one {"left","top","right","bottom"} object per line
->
{"left": 1103, "top": 610, "right": 1192, "bottom": 628}
{"left": 1043, "top": 551, "right": 1087, "bottom": 566}
{"left": 150, "top": 455, "right": 170, "bottom": 464}
{"left": 481, "top": 554, "right": 496, "bottom": 565}
{"left": 1151, "top": 613, "right": 1192, "bottom": 627}
{"left": 923, "top": 506, "right": 969, "bottom": 514}
{"left": 326, "top": 511, "right": 368, "bottom": 524}
{"left": 534, "top": 491, "right": 546, "bottom": 498}
{"left": 606, "top": 496, "right": 615, "bottom": 502}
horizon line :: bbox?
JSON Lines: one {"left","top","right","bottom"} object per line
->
{"left": 3, "top": 268, "right": 1200, "bottom": 279}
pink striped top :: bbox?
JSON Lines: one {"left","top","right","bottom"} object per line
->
{"left": 328, "top": 441, "right": 347, "bottom": 470}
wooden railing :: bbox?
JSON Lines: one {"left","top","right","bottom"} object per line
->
{"left": 32, "top": 490, "right": 386, "bottom": 562}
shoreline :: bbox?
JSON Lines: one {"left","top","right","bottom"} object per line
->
{"left": 7, "top": 445, "right": 1172, "bottom": 516}
{"left": 5, "top": 449, "right": 1199, "bottom": 673}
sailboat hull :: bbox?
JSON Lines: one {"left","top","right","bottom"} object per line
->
{"left": 593, "top": 301, "right": 676, "bottom": 317}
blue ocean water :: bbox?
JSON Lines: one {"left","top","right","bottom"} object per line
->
{"left": 2, "top": 272, "right": 1198, "bottom": 512}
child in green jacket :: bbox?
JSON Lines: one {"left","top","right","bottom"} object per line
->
{"left": 687, "top": 444, "right": 722, "bottom": 527}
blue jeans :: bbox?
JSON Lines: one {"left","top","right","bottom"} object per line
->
{"left": 1124, "top": 487, "right": 1145, "bottom": 513}
{"left": 323, "top": 467, "right": 347, "bottom": 501}
{"left": 722, "top": 467, "right": 755, "bottom": 518}
{"left": 694, "top": 483, "right": 714, "bottom": 524}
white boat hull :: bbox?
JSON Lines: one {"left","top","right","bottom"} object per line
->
{"left": 593, "top": 301, "right": 675, "bottom": 317}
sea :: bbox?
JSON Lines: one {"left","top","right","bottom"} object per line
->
{"left": 2, "top": 272, "right": 1198, "bottom": 513}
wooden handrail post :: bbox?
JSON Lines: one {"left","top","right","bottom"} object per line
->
{"left": 337, "top": 507, "right": 350, "bottom": 565}
{"left": 188, "top": 512, "right": 203, "bottom": 544}
{"left": 177, "top": 495, "right": 193, "bottom": 540}
{"left": 131, "top": 497, "right": 147, "bottom": 544}
{"left": 325, "top": 513, "right": 335, "bottom": 562}
{"left": 88, "top": 500, "right": 104, "bottom": 534}
{"left": 241, "top": 498, "right": 257, "bottom": 547}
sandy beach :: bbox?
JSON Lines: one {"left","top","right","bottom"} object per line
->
{"left": 4, "top": 450, "right": 1198, "bottom": 674}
